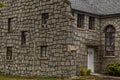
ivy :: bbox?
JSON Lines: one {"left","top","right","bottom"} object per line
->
{"left": 0, "top": 2, "right": 4, "bottom": 8}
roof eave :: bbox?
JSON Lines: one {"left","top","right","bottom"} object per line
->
{"left": 100, "top": 13, "right": 120, "bottom": 18}
{"left": 72, "top": 9, "right": 100, "bottom": 17}
{"left": 72, "top": 9, "right": 120, "bottom": 18}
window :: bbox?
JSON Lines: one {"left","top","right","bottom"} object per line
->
{"left": 21, "top": 31, "right": 27, "bottom": 46}
{"left": 8, "top": 18, "right": 12, "bottom": 32}
{"left": 89, "top": 16, "right": 95, "bottom": 30}
{"left": 40, "top": 46, "right": 47, "bottom": 57}
{"left": 42, "top": 13, "right": 49, "bottom": 24}
{"left": 6, "top": 47, "right": 12, "bottom": 60}
{"left": 105, "top": 25, "right": 115, "bottom": 56}
{"left": 77, "top": 14, "right": 84, "bottom": 28}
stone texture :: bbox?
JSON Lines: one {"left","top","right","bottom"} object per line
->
{"left": 0, "top": 0, "right": 76, "bottom": 77}
{"left": 100, "top": 17, "right": 120, "bottom": 72}
{"left": 0, "top": 0, "right": 120, "bottom": 78}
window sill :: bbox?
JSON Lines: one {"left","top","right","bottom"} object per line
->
{"left": 39, "top": 57, "right": 48, "bottom": 60}
{"left": 88, "top": 29, "right": 96, "bottom": 32}
{"left": 6, "top": 60, "right": 13, "bottom": 62}
{"left": 40, "top": 27, "right": 48, "bottom": 30}
{"left": 103, "top": 56, "right": 116, "bottom": 58}
{"left": 21, "top": 45, "right": 28, "bottom": 48}
{"left": 8, "top": 31, "right": 12, "bottom": 33}
{"left": 77, "top": 28, "right": 85, "bottom": 31}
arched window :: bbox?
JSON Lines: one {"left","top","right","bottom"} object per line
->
{"left": 105, "top": 25, "right": 115, "bottom": 56}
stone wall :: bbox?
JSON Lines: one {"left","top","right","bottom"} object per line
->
{"left": 0, "top": 0, "right": 119, "bottom": 77}
{"left": 100, "top": 17, "right": 120, "bottom": 72}
{"left": 0, "top": 0, "right": 76, "bottom": 77}
{"left": 70, "top": 12, "right": 101, "bottom": 75}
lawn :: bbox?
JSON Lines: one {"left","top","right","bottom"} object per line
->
{"left": 0, "top": 74, "right": 102, "bottom": 80}
{"left": 0, "top": 75, "right": 57, "bottom": 80}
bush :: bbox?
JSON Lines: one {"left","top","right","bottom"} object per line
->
{"left": 87, "top": 69, "right": 91, "bottom": 75}
{"left": 80, "top": 68, "right": 91, "bottom": 76}
{"left": 80, "top": 68, "right": 87, "bottom": 76}
{"left": 106, "top": 62, "right": 120, "bottom": 76}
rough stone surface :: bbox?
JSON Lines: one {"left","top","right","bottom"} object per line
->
{"left": 100, "top": 17, "right": 120, "bottom": 72}
{"left": 0, "top": 0, "right": 120, "bottom": 78}
{"left": 0, "top": 0, "right": 76, "bottom": 77}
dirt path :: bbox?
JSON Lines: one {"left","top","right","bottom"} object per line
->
{"left": 95, "top": 74, "right": 120, "bottom": 80}
{"left": 96, "top": 77, "right": 120, "bottom": 80}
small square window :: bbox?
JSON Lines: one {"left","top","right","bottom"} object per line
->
{"left": 6, "top": 47, "right": 12, "bottom": 60}
{"left": 40, "top": 46, "right": 47, "bottom": 57}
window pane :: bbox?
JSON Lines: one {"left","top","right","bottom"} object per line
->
{"left": 77, "top": 14, "right": 84, "bottom": 28}
{"left": 21, "top": 31, "right": 27, "bottom": 45}
{"left": 105, "top": 26, "right": 115, "bottom": 56}
{"left": 8, "top": 18, "right": 12, "bottom": 32}
{"left": 41, "top": 46, "right": 47, "bottom": 57}
{"left": 42, "top": 13, "right": 49, "bottom": 24}
{"left": 89, "top": 16, "right": 95, "bottom": 30}
{"left": 7, "top": 47, "right": 12, "bottom": 60}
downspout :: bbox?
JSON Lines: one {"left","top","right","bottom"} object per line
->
{"left": 33, "top": 41, "right": 35, "bottom": 76}
{"left": 99, "top": 17, "right": 103, "bottom": 73}
{"left": 32, "top": 20, "right": 35, "bottom": 76}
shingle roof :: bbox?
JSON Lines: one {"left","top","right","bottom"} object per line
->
{"left": 69, "top": 0, "right": 120, "bottom": 15}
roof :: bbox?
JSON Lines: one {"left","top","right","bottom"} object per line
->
{"left": 69, "top": 0, "right": 120, "bottom": 15}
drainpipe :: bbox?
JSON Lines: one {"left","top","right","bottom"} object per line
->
{"left": 99, "top": 18, "right": 103, "bottom": 73}
{"left": 32, "top": 20, "right": 35, "bottom": 76}
{"left": 33, "top": 41, "right": 35, "bottom": 76}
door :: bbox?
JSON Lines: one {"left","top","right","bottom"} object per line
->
{"left": 87, "top": 48, "right": 94, "bottom": 73}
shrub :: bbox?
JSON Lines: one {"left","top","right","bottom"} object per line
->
{"left": 87, "top": 69, "right": 91, "bottom": 75}
{"left": 106, "top": 62, "right": 120, "bottom": 76}
{"left": 80, "top": 68, "right": 91, "bottom": 76}
{"left": 80, "top": 68, "right": 87, "bottom": 76}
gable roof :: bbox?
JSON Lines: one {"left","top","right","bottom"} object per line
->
{"left": 69, "top": 0, "right": 120, "bottom": 15}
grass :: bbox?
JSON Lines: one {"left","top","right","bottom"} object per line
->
{"left": 0, "top": 75, "right": 56, "bottom": 80}
{"left": 0, "top": 75, "right": 70, "bottom": 80}
{"left": 79, "top": 75, "right": 101, "bottom": 80}
{"left": 0, "top": 74, "right": 102, "bottom": 80}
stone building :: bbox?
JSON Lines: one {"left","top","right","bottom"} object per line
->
{"left": 0, "top": 0, "right": 120, "bottom": 77}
